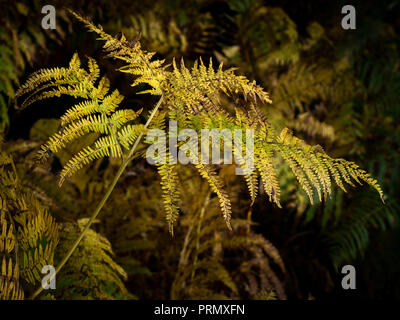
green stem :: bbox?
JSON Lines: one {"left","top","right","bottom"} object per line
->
{"left": 190, "top": 190, "right": 211, "bottom": 282}
{"left": 29, "top": 93, "right": 164, "bottom": 300}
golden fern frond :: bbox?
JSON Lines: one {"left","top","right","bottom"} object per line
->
{"left": 195, "top": 163, "right": 232, "bottom": 230}
{"left": 288, "top": 146, "right": 323, "bottom": 202}
{"left": 111, "top": 109, "right": 142, "bottom": 127}
{"left": 255, "top": 147, "right": 282, "bottom": 207}
{"left": 61, "top": 100, "right": 100, "bottom": 126}
{"left": 17, "top": 54, "right": 145, "bottom": 186}
{"left": 70, "top": 11, "right": 272, "bottom": 117}
{"left": 15, "top": 53, "right": 95, "bottom": 109}
{"left": 38, "top": 116, "right": 110, "bottom": 159}
{"left": 165, "top": 58, "right": 272, "bottom": 116}
{"left": 158, "top": 162, "right": 180, "bottom": 235}
{"left": 234, "top": 157, "right": 259, "bottom": 205}
{"left": 69, "top": 10, "right": 166, "bottom": 96}
{"left": 93, "top": 76, "right": 111, "bottom": 100}
{"left": 15, "top": 66, "right": 70, "bottom": 101}
{"left": 39, "top": 110, "right": 141, "bottom": 162}
{"left": 100, "top": 89, "right": 125, "bottom": 114}
{"left": 59, "top": 136, "right": 122, "bottom": 186}
{"left": 231, "top": 130, "right": 258, "bottom": 205}
{"left": 244, "top": 169, "right": 258, "bottom": 205}
{"left": 117, "top": 124, "right": 144, "bottom": 149}
{"left": 87, "top": 56, "right": 100, "bottom": 83}
{"left": 184, "top": 106, "right": 384, "bottom": 211}
{"left": 271, "top": 128, "right": 385, "bottom": 203}
{"left": 16, "top": 12, "right": 385, "bottom": 237}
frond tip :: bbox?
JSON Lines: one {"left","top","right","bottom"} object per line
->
{"left": 273, "top": 127, "right": 385, "bottom": 204}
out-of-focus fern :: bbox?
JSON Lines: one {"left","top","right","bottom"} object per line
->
{"left": 109, "top": 11, "right": 187, "bottom": 58}
{"left": 223, "top": 0, "right": 300, "bottom": 74}
{"left": 215, "top": 2, "right": 362, "bottom": 155}
{"left": 0, "top": 141, "right": 58, "bottom": 300}
{"left": 54, "top": 218, "right": 130, "bottom": 300}
{"left": 171, "top": 178, "right": 286, "bottom": 299}
{"left": 286, "top": 112, "right": 336, "bottom": 145}
{"left": 0, "top": 2, "right": 69, "bottom": 132}
{"left": 320, "top": 189, "right": 398, "bottom": 271}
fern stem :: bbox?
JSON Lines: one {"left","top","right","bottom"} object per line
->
{"left": 29, "top": 93, "right": 164, "bottom": 300}
{"left": 190, "top": 190, "right": 211, "bottom": 282}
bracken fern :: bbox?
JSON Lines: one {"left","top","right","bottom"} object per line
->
{"left": 14, "top": 12, "right": 386, "bottom": 298}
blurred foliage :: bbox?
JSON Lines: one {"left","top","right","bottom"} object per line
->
{"left": 54, "top": 218, "right": 130, "bottom": 300}
{"left": 0, "top": 1, "right": 72, "bottom": 132}
{"left": 0, "top": 0, "right": 399, "bottom": 300}
{"left": 0, "top": 139, "right": 58, "bottom": 299}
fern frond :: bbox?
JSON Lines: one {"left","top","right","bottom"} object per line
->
{"left": 158, "top": 162, "right": 180, "bottom": 235}
{"left": 255, "top": 147, "right": 281, "bottom": 207}
{"left": 322, "top": 190, "right": 397, "bottom": 270}
{"left": 165, "top": 58, "right": 271, "bottom": 116}
{"left": 173, "top": 186, "right": 286, "bottom": 299}
{"left": 15, "top": 53, "right": 95, "bottom": 109}
{"left": 59, "top": 136, "right": 122, "bottom": 186}
{"left": 60, "top": 100, "right": 99, "bottom": 126}
{"left": 87, "top": 56, "right": 100, "bottom": 83}
{"left": 195, "top": 163, "right": 232, "bottom": 230}
{"left": 69, "top": 10, "right": 165, "bottom": 96}
{"left": 55, "top": 219, "right": 129, "bottom": 299}
{"left": 13, "top": 197, "right": 59, "bottom": 285}
{"left": 0, "top": 255, "right": 23, "bottom": 300}
{"left": 0, "top": 210, "right": 24, "bottom": 300}
{"left": 15, "top": 67, "right": 70, "bottom": 100}
{"left": 117, "top": 124, "right": 144, "bottom": 149}
{"left": 17, "top": 53, "right": 145, "bottom": 185}
{"left": 15, "top": 12, "right": 385, "bottom": 238}
{"left": 244, "top": 169, "right": 258, "bottom": 205}
{"left": 111, "top": 109, "right": 142, "bottom": 127}
{"left": 0, "top": 149, "right": 58, "bottom": 298}
{"left": 100, "top": 89, "right": 125, "bottom": 114}
{"left": 271, "top": 128, "right": 385, "bottom": 204}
